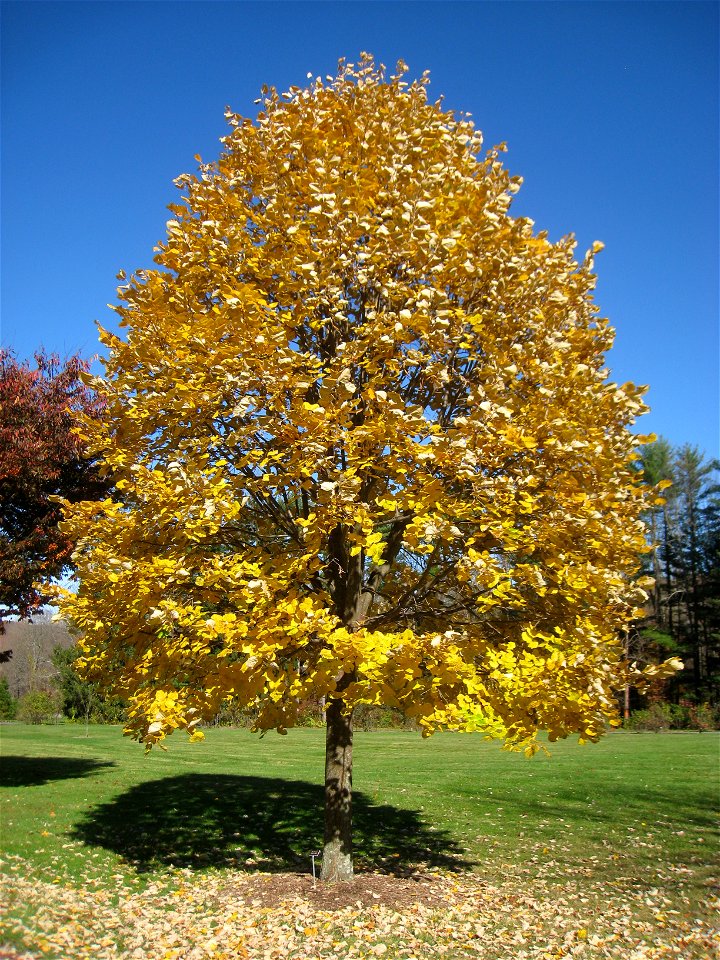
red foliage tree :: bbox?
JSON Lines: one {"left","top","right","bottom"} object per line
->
{"left": 0, "top": 350, "right": 104, "bottom": 629}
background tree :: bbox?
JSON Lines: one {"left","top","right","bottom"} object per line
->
{"left": 55, "top": 56, "right": 678, "bottom": 881}
{"left": 0, "top": 350, "right": 103, "bottom": 635}
{"left": 0, "top": 676, "right": 16, "bottom": 720}
{"left": 51, "top": 643, "right": 101, "bottom": 735}
{"left": 638, "top": 438, "right": 676, "bottom": 634}
{"left": 0, "top": 616, "right": 75, "bottom": 698}
{"left": 632, "top": 439, "right": 719, "bottom": 705}
{"left": 50, "top": 641, "right": 125, "bottom": 731}
{"left": 670, "top": 445, "right": 720, "bottom": 695}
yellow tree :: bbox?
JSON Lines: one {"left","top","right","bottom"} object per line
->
{"left": 57, "top": 56, "right": 678, "bottom": 881}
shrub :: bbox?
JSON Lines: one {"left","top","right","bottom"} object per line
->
{"left": 690, "top": 702, "right": 720, "bottom": 731}
{"left": 209, "top": 699, "right": 256, "bottom": 728}
{"left": 353, "top": 704, "right": 418, "bottom": 732}
{"left": 666, "top": 703, "right": 691, "bottom": 729}
{"left": 624, "top": 701, "right": 720, "bottom": 731}
{"left": 16, "top": 689, "right": 60, "bottom": 724}
{"left": 624, "top": 703, "right": 675, "bottom": 731}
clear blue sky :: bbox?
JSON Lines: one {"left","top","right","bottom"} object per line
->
{"left": 2, "top": 1, "right": 718, "bottom": 456}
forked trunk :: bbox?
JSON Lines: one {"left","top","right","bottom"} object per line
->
{"left": 321, "top": 694, "right": 354, "bottom": 881}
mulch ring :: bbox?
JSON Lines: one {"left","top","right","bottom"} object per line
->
{"left": 224, "top": 869, "right": 482, "bottom": 910}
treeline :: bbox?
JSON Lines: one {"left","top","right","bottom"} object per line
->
{"left": 629, "top": 438, "right": 720, "bottom": 721}
{"left": 0, "top": 654, "right": 421, "bottom": 732}
{"left": 0, "top": 642, "right": 125, "bottom": 728}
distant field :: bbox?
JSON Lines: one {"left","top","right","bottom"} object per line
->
{"left": 1, "top": 724, "right": 718, "bottom": 959}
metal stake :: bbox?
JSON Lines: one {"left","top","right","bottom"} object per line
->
{"left": 310, "top": 850, "right": 320, "bottom": 886}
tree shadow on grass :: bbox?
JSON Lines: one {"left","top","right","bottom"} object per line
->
{"left": 71, "top": 773, "right": 474, "bottom": 876}
{"left": 0, "top": 756, "right": 116, "bottom": 788}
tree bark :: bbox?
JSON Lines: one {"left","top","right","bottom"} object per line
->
{"left": 321, "top": 691, "right": 354, "bottom": 882}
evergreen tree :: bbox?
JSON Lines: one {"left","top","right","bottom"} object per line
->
{"left": 0, "top": 676, "right": 16, "bottom": 720}
{"left": 671, "top": 446, "right": 720, "bottom": 695}
{"left": 635, "top": 440, "right": 720, "bottom": 702}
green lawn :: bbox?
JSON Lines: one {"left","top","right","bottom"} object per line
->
{"left": 1, "top": 723, "right": 718, "bottom": 958}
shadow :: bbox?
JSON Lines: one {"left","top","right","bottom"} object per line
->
{"left": 71, "top": 773, "right": 474, "bottom": 876}
{"left": 0, "top": 755, "right": 116, "bottom": 788}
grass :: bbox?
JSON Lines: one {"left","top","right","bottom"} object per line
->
{"left": 1, "top": 723, "right": 718, "bottom": 958}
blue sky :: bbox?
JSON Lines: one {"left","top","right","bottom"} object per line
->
{"left": 2, "top": 1, "right": 718, "bottom": 456}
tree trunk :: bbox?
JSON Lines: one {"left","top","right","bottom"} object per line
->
{"left": 321, "top": 513, "right": 405, "bottom": 882}
{"left": 321, "top": 693, "right": 354, "bottom": 882}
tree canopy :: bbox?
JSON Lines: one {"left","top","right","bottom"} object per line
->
{"left": 0, "top": 350, "right": 102, "bottom": 627}
{"left": 55, "top": 56, "right": 678, "bottom": 879}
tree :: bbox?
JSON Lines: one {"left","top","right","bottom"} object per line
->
{"left": 0, "top": 350, "right": 103, "bottom": 632}
{"left": 671, "top": 445, "right": 720, "bottom": 694}
{"left": 51, "top": 643, "right": 104, "bottom": 735}
{"left": 698, "top": 484, "right": 720, "bottom": 693}
{"left": 0, "top": 676, "right": 16, "bottom": 720}
{"left": 0, "top": 616, "right": 75, "bottom": 697}
{"left": 638, "top": 438, "right": 676, "bottom": 632}
{"left": 54, "top": 56, "right": 678, "bottom": 881}
{"left": 631, "top": 440, "right": 719, "bottom": 706}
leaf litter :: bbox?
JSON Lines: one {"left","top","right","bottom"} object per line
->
{"left": 1, "top": 859, "right": 717, "bottom": 960}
